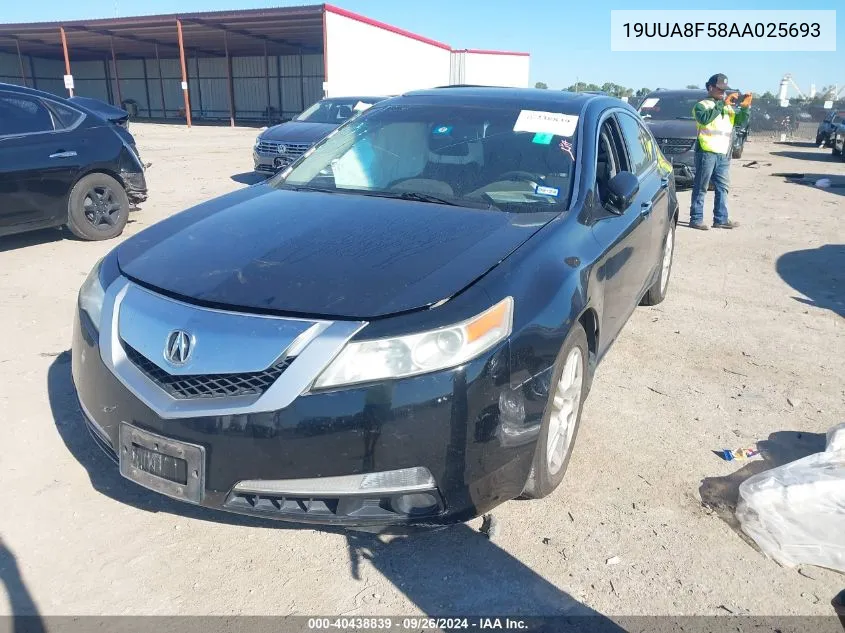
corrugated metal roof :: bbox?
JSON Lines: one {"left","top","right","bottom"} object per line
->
{"left": 0, "top": 5, "right": 326, "bottom": 60}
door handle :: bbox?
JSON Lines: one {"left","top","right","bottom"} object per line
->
{"left": 660, "top": 175, "right": 670, "bottom": 189}
{"left": 49, "top": 151, "right": 77, "bottom": 159}
{"left": 640, "top": 201, "right": 653, "bottom": 216}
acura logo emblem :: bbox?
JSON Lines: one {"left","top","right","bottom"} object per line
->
{"left": 164, "top": 330, "right": 193, "bottom": 365}
{"left": 277, "top": 144, "right": 287, "bottom": 154}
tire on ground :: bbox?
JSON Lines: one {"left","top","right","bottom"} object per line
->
{"left": 641, "top": 221, "right": 676, "bottom": 306}
{"left": 521, "top": 323, "right": 589, "bottom": 500}
{"left": 66, "top": 173, "right": 130, "bottom": 241}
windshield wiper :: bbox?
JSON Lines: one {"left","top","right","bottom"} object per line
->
{"left": 358, "top": 190, "right": 495, "bottom": 209}
{"left": 675, "top": 116, "right": 695, "bottom": 120}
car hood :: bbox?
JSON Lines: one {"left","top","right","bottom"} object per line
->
{"left": 643, "top": 119, "right": 698, "bottom": 139}
{"left": 116, "top": 185, "right": 554, "bottom": 319}
{"left": 260, "top": 121, "right": 338, "bottom": 144}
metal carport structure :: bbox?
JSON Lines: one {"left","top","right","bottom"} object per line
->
{"left": 0, "top": 4, "right": 530, "bottom": 127}
{"left": 0, "top": 6, "right": 327, "bottom": 127}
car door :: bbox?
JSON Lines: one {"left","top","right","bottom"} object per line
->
{"left": 589, "top": 113, "right": 654, "bottom": 346}
{"left": 615, "top": 111, "right": 669, "bottom": 297}
{"left": 0, "top": 91, "right": 86, "bottom": 232}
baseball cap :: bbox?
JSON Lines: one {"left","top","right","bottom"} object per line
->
{"left": 706, "top": 74, "right": 732, "bottom": 91}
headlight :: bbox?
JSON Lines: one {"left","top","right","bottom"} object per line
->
{"left": 254, "top": 136, "right": 262, "bottom": 148}
{"left": 313, "top": 297, "right": 513, "bottom": 390}
{"left": 79, "top": 259, "right": 106, "bottom": 331}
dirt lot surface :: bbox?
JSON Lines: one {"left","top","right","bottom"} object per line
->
{"left": 0, "top": 123, "right": 843, "bottom": 619}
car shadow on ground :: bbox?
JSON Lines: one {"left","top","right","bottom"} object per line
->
{"left": 0, "top": 228, "right": 64, "bottom": 252}
{"left": 231, "top": 172, "right": 267, "bottom": 185}
{"left": 769, "top": 149, "right": 840, "bottom": 163}
{"left": 776, "top": 243, "right": 845, "bottom": 318}
{"left": 47, "top": 353, "right": 625, "bottom": 624}
{"left": 344, "top": 527, "right": 627, "bottom": 624}
{"left": 0, "top": 539, "right": 46, "bottom": 632}
{"left": 698, "top": 430, "right": 826, "bottom": 542}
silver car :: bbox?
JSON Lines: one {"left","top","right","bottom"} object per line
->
{"left": 253, "top": 96, "right": 386, "bottom": 175}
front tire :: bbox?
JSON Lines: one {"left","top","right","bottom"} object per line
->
{"left": 521, "top": 324, "right": 589, "bottom": 499}
{"left": 66, "top": 173, "right": 130, "bottom": 241}
{"left": 641, "top": 221, "right": 675, "bottom": 306}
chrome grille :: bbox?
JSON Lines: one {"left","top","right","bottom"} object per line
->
{"left": 122, "top": 343, "right": 294, "bottom": 400}
{"left": 255, "top": 140, "right": 311, "bottom": 158}
{"left": 657, "top": 138, "right": 696, "bottom": 155}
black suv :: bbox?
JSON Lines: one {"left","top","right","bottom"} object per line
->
{"left": 0, "top": 83, "right": 147, "bottom": 241}
{"left": 638, "top": 89, "right": 749, "bottom": 187}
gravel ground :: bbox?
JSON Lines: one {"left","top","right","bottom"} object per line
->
{"left": 0, "top": 123, "right": 843, "bottom": 619}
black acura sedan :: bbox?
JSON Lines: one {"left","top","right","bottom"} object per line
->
{"left": 72, "top": 87, "right": 678, "bottom": 529}
{"left": 0, "top": 83, "right": 147, "bottom": 241}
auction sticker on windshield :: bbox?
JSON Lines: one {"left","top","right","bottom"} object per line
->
{"left": 641, "top": 98, "right": 660, "bottom": 108}
{"left": 514, "top": 111, "right": 578, "bottom": 137}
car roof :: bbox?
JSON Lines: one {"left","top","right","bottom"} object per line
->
{"left": 645, "top": 89, "right": 707, "bottom": 98}
{"left": 0, "top": 81, "right": 62, "bottom": 100}
{"left": 399, "top": 85, "right": 614, "bottom": 115}
{"left": 322, "top": 96, "right": 388, "bottom": 102}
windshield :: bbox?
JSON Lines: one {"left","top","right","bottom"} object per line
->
{"left": 295, "top": 99, "right": 374, "bottom": 124}
{"left": 272, "top": 102, "right": 578, "bottom": 212}
{"left": 639, "top": 95, "right": 702, "bottom": 120}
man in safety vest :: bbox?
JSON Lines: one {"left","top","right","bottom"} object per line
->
{"left": 689, "top": 73, "right": 751, "bottom": 230}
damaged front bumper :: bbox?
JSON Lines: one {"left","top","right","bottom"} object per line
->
{"left": 71, "top": 281, "right": 553, "bottom": 529}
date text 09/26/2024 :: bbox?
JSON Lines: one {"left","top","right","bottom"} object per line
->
{"left": 623, "top": 22, "right": 821, "bottom": 39}
{"left": 307, "top": 618, "right": 528, "bottom": 630}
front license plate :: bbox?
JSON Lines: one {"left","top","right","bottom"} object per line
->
{"left": 119, "top": 423, "right": 205, "bottom": 504}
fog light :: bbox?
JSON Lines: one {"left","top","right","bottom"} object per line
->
{"left": 392, "top": 492, "right": 439, "bottom": 516}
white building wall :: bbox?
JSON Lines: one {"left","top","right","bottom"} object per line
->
{"left": 324, "top": 8, "right": 451, "bottom": 97}
{"left": 460, "top": 52, "right": 530, "bottom": 88}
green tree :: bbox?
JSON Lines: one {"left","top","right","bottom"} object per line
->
{"left": 565, "top": 82, "right": 601, "bottom": 93}
{"left": 635, "top": 87, "right": 652, "bottom": 98}
{"left": 686, "top": 84, "right": 699, "bottom": 89}
{"left": 534, "top": 82, "right": 548, "bottom": 89}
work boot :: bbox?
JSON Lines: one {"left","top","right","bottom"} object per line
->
{"left": 689, "top": 222, "right": 709, "bottom": 231}
{"left": 712, "top": 220, "right": 740, "bottom": 229}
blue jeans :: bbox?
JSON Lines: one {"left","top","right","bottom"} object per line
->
{"left": 690, "top": 148, "right": 730, "bottom": 225}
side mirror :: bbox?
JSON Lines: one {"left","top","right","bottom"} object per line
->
{"left": 605, "top": 171, "right": 639, "bottom": 213}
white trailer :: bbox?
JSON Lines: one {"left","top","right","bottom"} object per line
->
{"left": 323, "top": 6, "right": 452, "bottom": 97}
{"left": 450, "top": 49, "right": 531, "bottom": 88}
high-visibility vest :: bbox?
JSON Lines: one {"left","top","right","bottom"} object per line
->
{"left": 695, "top": 99, "right": 735, "bottom": 154}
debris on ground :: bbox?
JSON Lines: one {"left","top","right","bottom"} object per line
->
{"left": 736, "top": 423, "right": 845, "bottom": 572}
{"left": 718, "top": 445, "right": 762, "bottom": 462}
{"left": 479, "top": 513, "right": 500, "bottom": 540}
{"left": 606, "top": 556, "right": 620, "bottom": 566}
{"left": 787, "top": 396, "right": 802, "bottom": 408}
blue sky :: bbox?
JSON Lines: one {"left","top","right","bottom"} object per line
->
{"left": 5, "top": 0, "right": 843, "bottom": 94}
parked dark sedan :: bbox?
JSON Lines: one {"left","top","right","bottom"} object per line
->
{"left": 0, "top": 83, "right": 147, "bottom": 241}
{"left": 638, "top": 89, "right": 749, "bottom": 187}
{"left": 73, "top": 87, "right": 678, "bottom": 530}
{"left": 253, "top": 96, "right": 386, "bottom": 175}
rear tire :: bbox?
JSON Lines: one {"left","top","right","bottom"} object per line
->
{"left": 521, "top": 324, "right": 589, "bottom": 500}
{"left": 833, "top": 143, "right": 843, "bottom": 157}
{"left": 66, "top": 173, "right": 129, "bottom": 241}
{"left": 641, "top": 221, "right": 675, "bottom": 306}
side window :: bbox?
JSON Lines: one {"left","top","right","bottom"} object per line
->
{"left": 616, "top": 112, "right": 656, "bottom": 177}
{"left": 47, "top": 101, "right": 84, "bottom": 130}
{"left": 0, "top": 93, "right": 56, "bottom": 136}
{"left": 595, "top": 116, "right": 627, "bottom": 205}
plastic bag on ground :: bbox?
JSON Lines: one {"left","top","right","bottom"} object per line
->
{"left": 735, "top": 423, "right": 845, "bottom": 572}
